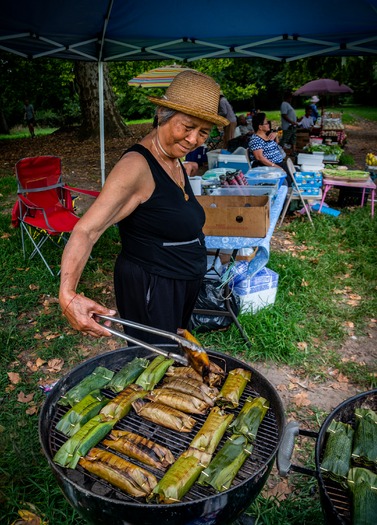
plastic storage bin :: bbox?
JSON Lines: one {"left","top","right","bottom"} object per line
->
{"left": 206, "top": 149, "right": 221, "bottom": 169}
{"left": 245, "top": 167, "right": 287, "bottom": 188}
{"left": 209, "top": 184, "right": 278, "bottom": 202}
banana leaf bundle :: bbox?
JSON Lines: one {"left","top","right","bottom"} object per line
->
{"left": 320, "top": 420, "right": 354, "bottom": 482}
{"left": 190, "top": 406, "right": 234, "bottom": 454}
{"left": 347, "top": 467, "right": 377, "bottom": 525}
{"left": 100, "top": 384, "right": 147, "bottom": 422}
{"left": 216, "top": 368, "right": 251, "bottom": 408}
{"left": 163, "top": 376, "right": 218, "bottom": 405}
{"left": 56, "top": 390, "right": 109, "bottom": 437}
{"left": 151, "top": 448, "right": 211, "bottom": 504}
{"left": 79, "top": 447, "right": 157, "bottom": 497}
{"left": 166, "top": 362, "right": 224, "bottom": 387}
{"left": 53, "top": 414, "right": 115, "bottom": 469}
{"left": 58, "top": 366, "right": 114, "bottom": 407}
{"left": 197, "top": 434, "right": 253, "bottom": 492}
{"left": 135, "top": 356, "right": 174, "bottom": 390}
{"left": 146, "top": 388, "right": 210, "bottom": 415}
{"left": 132, "top": 399, "right": 196, "bottom": 433}
{"left": 106, "top": 357, "right": 149, "bottom": 393}
{"left": 352, "top": 408, "right": 377, "bottom": 467}
{"left": 229, "top": 396, "right": 269, "bottom": 442}
{"left": 103, "top": 430, "right": 175, "bottom": 470}
{"left": 176, "top": 328, "right": 210, "bottom": 381}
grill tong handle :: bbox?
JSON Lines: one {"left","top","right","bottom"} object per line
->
{"left": 95, "top": 318, "right": 188, "bottom": 367}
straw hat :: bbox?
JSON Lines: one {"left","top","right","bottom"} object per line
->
{"left": 148, "top": 70, "right": 229, "bottom": 127}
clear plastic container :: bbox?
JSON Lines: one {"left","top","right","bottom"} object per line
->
{"left": 208, "top": 184, "right": 278, "bottom": 201}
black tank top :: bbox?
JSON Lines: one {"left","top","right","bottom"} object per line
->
{"left": 117, "top": 144, "right": 207, "bottom": 280}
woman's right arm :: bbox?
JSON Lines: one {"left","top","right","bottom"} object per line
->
{"left": 59, "top": 152, "right": 153, "bottom": 337}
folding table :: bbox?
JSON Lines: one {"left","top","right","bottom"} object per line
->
{"left": 193, "top": 185, "right": 288, "bottom": 345}
{"left": 318, "top": 176, "right": 376, "bottom": 217}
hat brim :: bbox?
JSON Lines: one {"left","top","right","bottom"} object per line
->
{"left": 148, "top": 96, "right": 229, "bottom": 127}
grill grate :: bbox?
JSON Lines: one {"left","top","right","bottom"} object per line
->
{"left": 47, "top": 353, "right": 281, "bottom": 506}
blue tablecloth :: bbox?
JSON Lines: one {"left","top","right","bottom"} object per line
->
{"left": 204, "top": 185, "right": 287, "bottom": 279}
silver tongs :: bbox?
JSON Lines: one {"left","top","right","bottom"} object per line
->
{"left": 96, "top": 314, "right": 209, "bottom": 370}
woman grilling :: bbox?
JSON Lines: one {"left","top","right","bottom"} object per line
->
{"left": 59, "top": 70, "right": 229, "bottom": 343}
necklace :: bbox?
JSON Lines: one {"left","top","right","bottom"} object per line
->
{"left": 152, "top": 137, "right": 189, "bottom": 201}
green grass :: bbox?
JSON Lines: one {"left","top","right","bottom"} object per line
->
{"left": 0, "top": 126, "right": 58, "bottom": 140}
{"left": 1, "top": 126, "right": 377, "bottom": 523}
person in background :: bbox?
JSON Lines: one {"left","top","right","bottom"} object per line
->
{"left": 23, "top": 99, "right": 36, "bottom": 138}
{"left": 58, "top": 70, "right": 229, "bottom": 343}
{"left": 235, "top": 114, "right": 254, "bottom": 137}
{"left": 280, "top": 92, "right": 298, "bottom": 152}
{"left": 309, "top": 96, "right": 320, "bottom": 123}
{"left": 218, "top": 93, "right": 237, "bottom": 148}
{"left": 248, "top": 112, "right": 290, "bottom": 183}
{"left": 298, "top": 105, "right": 314, "bottom": 130}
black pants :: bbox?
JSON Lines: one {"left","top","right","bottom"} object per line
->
{"left": 114, "top": 256, "right": 202, "bottom": 344}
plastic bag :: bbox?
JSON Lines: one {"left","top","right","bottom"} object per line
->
{"left": 191, "top": 279, "right": 241, "bottom": 333}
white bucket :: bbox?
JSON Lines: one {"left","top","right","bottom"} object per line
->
{"left": 189, "top": 176, "right": 202, "bottom": 196}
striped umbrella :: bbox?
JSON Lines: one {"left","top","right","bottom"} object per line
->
{"left": 128, "top": 65, "right": 195, "bottom": 88}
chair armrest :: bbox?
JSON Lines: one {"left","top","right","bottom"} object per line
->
{"left": 64, "top": 185, "right": 100, "bottom": 198}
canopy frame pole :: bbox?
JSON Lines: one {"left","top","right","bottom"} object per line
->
{"left": 99, "top": 61, "right": 105, "bottom": 187}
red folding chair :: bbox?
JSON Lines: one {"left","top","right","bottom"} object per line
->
{"left": 12, "top": 155, "right": 99, "bottom": 276}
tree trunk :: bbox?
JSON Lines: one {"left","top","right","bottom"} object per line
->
{"left": 74, "top": 61, "right": 128, "bottom": 139}
{"left": 0, "top": 108, "right": 9, "bottom": 134}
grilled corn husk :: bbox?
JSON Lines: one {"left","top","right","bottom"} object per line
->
{"left": 103, "top": 430, "right": 175, "bottom": 470}
{"left": 216, "top": 368, "right": 251, "bottom": 408}
{"left": 106, "top": 357, "right": 149, "bottom": 393}
{"left": 53, "top": 414, "right": 115, "bottom": 469}
{"left": 58, "top": 366, "right": 114, "bottom": 407}
{"left": 198, "top": 434, "right": 253, "bottom": 492}
{"left": 163, "top": 376, "right": 218, "bottom": 405}
{"left": 320, "top": 419, "right": 354, "bottom": 481}
{"left": 146, "top": 388, "right": 210, "bottom": 415}
{"left": 135, "top": 356, "right": 174, "bottom": 391}
{"left": 99, "top": 384, "right": 147, "bottom": 422}
{"left": 352, "top": 408, "right": 377, "bottom": 467}
{"left": 229, "top": 396, "right": 269, "bottom": 441}
{"left": 56, "top": 390, "right": 109, "bottom": 437}
{"left": 151, "top": 448, "right": 210, "bottom": 504}
{"left": 347, "top": 467, "right": 377, "bottom": 525}
{"left": 79, "top": 447, "right": 157, "bottom": 497}
{"left": 190, "top": 406, "right": 234, "bottom": 454}
{"left": 132, "top": 399, "right": 196, "bottom": 433}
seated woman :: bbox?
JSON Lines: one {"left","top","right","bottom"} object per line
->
{"left": 298, "top": 106, "right": 314, "bottom": 130}
{"left": 248, "top": 113, "right": 290, "bottom": 184}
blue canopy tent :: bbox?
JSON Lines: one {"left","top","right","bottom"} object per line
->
{"left": 1, "top": 0, "right": 377, "bottom": 183}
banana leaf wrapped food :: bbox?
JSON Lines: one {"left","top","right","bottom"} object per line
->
{"left": 79, "top": 447, "right": 157, "bottom": 497}
{"left": 162, "top": 376, "right": 218, "bottom": 405}
{"left": 190, "top": 406, "right": 234, "bottom": 454}
{"left": 58, "top": 366, "right": 114, "bottom": 407}
{"left": 197, "top": 434, "right": 253, "bottom": 492}
{"left": 106, "top": 357, "right": 149, "bottom": 393}
{"left": 216, "top": 368, "right": 251, "bottom": 408}
{"left": 228, "top": 396, "right": 269, "bottom": 442}
{"left": 151, "top": 448, "right": 211, "bottom": 504}
{"left": 320, "top": 420, "right": 354, "bottom": 482}
{"left": 135, "top": 356, "right": 174, "bottom": 391}
{"left": 352, "top": 408, "right": 377, "bottom": 467}
{"left": 103, "top": 430, "right": 175, "bottom": 470}
{"left": 347, "top": 467, "right": 377, "bottom": 525}
{"left": 132, "top": 399, "right": 196, "bottom": 433}
{"left": 99, "top": 384, "right": 147, "bottom": 422}
{"left": 146, "top": 388, "right": 210, "bottom": 415}
{"left": 166, "top": 362, "right": 224, "bottom": 387}
{"left": 56, "top": 390, "right": 109, "bottom": 437}
{"left": 176, "top": 328, "right": 210, "bottom": 381}
{"left": 53, "top": 414, "right": 115, "bottom": 469}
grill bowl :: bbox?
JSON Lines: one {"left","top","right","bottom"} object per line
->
{"left": 315, "top": 389, "right": 377, "bottom": 525}
{"left": 39, "top": 345, "right": 285, "bottom": 525}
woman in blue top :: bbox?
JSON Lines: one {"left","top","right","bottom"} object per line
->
{"left": 248, "top": 112, "right": 289, "bottom": 171}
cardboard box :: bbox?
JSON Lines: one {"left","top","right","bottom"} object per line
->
{"left": 197, "top": 195, "right": 270, "bottom": 237}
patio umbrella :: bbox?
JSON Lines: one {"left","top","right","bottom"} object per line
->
{"left": 128, "top": 64, "right": 196, "bottom": 88}
{"left": 293, "top": 79, "right": 353, "bottom": 96}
